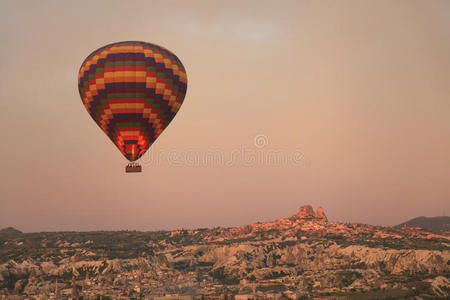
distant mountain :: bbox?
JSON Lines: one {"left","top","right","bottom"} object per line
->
{"left": 395, "top": 216, "right": 450, "bottom": 231}
{"left": 0, "top": 227, "right": 22, "bottom": 234}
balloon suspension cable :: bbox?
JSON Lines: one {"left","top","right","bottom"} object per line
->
{"left": 125, "top": 161, "right": 142, "bottom": 173}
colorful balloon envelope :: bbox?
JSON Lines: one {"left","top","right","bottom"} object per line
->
{"left": 78, "top": 41, "right": 187, "bottom": 171}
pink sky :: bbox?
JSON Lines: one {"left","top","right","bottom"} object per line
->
{"left": 1, "top": 0, "right": 449, "bottom": 232}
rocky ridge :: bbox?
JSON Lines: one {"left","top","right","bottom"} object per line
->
{"left": 0, "top": 205, "right": 449, "bottom": 299}
{"left": 0, "top": 227, "right": 22, "bottom": 235}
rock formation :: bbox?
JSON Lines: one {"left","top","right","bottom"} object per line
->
{"left": 296, "top": 205, "right": 315, "bottom": 218}
{"left": 315, "top": 206, "right": 327, "bottom": 221}
{"left": 291, "top": 205, "right": 327, "bottom": 222}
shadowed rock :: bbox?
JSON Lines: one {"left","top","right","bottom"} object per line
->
{"left": 0, "top": 227, "right": 22, "bottom": 234}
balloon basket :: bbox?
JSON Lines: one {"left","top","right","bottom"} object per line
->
{"left": 126, "top": 162, "right": 142, "bottom": 173}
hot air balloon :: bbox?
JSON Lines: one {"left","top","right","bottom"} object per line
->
{"left": 78, "top": 41, "right": 187, "bottom": 172}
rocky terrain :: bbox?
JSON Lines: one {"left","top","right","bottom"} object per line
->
{"left": 395, "top": 216, "right": 450, "bottom": 231}
{"left": 0, "top": 205, "right": 449, "bottom": 299}
{"left": 0, "top": 228, "right": 22, "bottom": 235}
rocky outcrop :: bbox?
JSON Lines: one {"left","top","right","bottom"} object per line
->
{"left": 315, "top": 207, "right": 327, "bottom": 221}
{"left": 291, "top": 205, "right": 328, "bottom": 222}
{"left": 338, "top": 245, "right": 449, "bottom": 274}
{"left": 426, "top": 276, "right": 449, "bottom": 297}
{"left": 293, "top": 205, "right": 315, "bottom": 219}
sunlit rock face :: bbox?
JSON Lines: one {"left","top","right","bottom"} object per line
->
{"left": 290, "top": 205, "right": 327, "bottom": 222}
{"left": 315, "top": 207, "right": 327, "bottom": 221}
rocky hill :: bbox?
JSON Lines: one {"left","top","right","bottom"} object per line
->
{"left": 396, "top": 216, "right": 450, "bottom": 231}
{"left": 0, "top": 227, "right": 22, "bottom": 235}
{"left": 0, "top": 205, "right": 449, "bottom": 299}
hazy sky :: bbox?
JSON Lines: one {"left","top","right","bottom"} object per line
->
{"left": 1, "top": 0, "right": 449, "bottom": 232}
